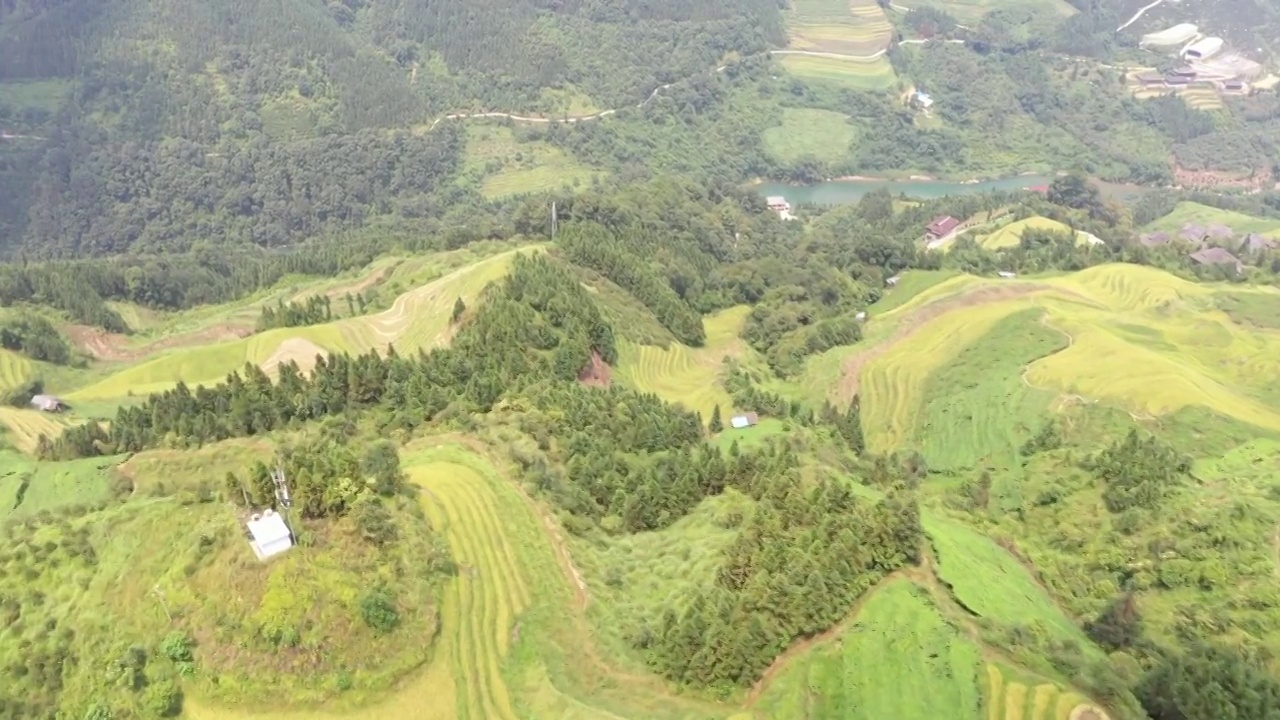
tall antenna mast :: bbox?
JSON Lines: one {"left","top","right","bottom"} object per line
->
{"left": 551, "top": 201, "right": 558, "bottom": 240}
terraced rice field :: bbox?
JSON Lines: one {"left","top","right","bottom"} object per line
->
{"left": 0, "top": 348, "right": 34, "bottom": 393}
{"left": 616, "top": 306, "right": 755, "bottom": 420}
{"left": 0, "top": 408, "right": 74, "bottom": 453}
{"left": 66, "top": 249, "right": 533, "bottom": 402}
{"left": 840, "top": 263, "right": 1280, "bottom": 459}
{"left": 977, "top": 216, "right": 1094, "bottom": 250}
{"left": 786, "top": 0, "right": 894, "bottom": 55}
{"left": 778, "top": 54, "right": 898, "bottom": 91}
{"left": 986, "top": 665, "right": 1099, "bottom": 720}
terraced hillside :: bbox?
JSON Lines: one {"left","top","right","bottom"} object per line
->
{"left": 819, "top": 263, "right": 1280, "bottom": 468}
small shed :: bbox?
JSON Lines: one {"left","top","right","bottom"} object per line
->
{"left": 729, "top": 412, "right": 759, "bottom": 430}
{"left": 925, "top": 215, "right": 960, "bottom": 240}
{"left": 885, "top": 274, "right": 902, "bottom": 287}
{"left": 914, "top": 91, "right": 934, "bottom": 109}
{"left": 247, "top": 509, "right": 294, "bottom": 560}
{"left": 998, "top": 271, "right": 1017, "bottom": 279}
{"left": 855, "top": 311, "right": 868, "bottom": 321}
{"left": 1190, "top": 247, "right": 1243, "bottom": 273}
{"left": 30, "top": 395, "right": 65, "bottom": 413}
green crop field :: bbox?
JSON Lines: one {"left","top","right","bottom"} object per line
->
{"left": 1143, "top": 201, "right": 1280, "bottom": 238}
{"left": 911, "top": 308, "right": 1066, "bottom": 470}
{"left": 755, "top": 579, "right": 985, "bottom": 720}
{"left": 66, "top": 249, "right": 533, "bottom": 402}
{"left": 616, "top": 305, "right": 756, "bottom": 421}
{"left": 902, "top": 0, "right": 1076, "bottom": 25}
{"left": 762, "top": 108, "right": 856, "bottom": 163}
{"left": 778, "top": 54, "right": 898, "bottom": 91}
{"left": 924, "top": 514, "right": 1098, "bottom": 656}
{"left": 871, "top": 270, "right": 961, "bottom": 314}
{"left": 0, "top": 408, "right": 76, "bottom": 454}
{"left": 462, "top": 125, "right": 605, "bottom": 199}
{"left": 977, "top": 216, "right": 1092, "bottom": 250}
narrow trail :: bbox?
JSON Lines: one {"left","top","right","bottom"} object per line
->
{"left": 1116, "top": 0, "right": 1163, "bottom": 32}
{"left": 0, "top": 132, "right": 43, "bottom": 141}
{"left": 420, "top": 47, "right": 891, "bottom": 134}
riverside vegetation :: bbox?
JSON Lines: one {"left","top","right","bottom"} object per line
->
{"left": 1, "top": 177, "right": 1280, "bottom": 719}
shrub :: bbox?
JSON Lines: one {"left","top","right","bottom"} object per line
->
{"left": 142, "top": 679, "right": 182, "bottom": 718}
{"left": 359, "top": 586, "right": 400, "bottom": 634}
{"left": 159, "top": 631, "right": 194, "bottom": 663}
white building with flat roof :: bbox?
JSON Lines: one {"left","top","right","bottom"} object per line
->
{"left": 1183, "top": 36, "right": 1224, "bottom": 60}
{"left": 247, "top": 509, "right": 293, "bottom": 560}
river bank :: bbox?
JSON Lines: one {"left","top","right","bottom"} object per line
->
{"left": 751, "top": 173, "right": 1058, "bottom": 205}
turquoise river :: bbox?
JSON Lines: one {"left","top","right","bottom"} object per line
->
{"left": 753, "top": 174, "right": 1054, "bottom": 205}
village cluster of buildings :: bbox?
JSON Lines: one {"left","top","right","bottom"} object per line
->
{"left": 1139, "top": 223, "right": 1276, "bottom": 273}
{"left": 1135, "top": 24, "right": 1266, "bottom": 94}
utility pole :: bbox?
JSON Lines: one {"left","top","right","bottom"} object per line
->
{"left": 152, "top": 585, "right": 172, "bottom": 622}
{"left": 551, "top": 201, "right": 558, "bottom": 240}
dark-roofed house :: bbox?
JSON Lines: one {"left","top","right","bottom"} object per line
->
{"left": 1206, "top": 224, "right": 1234, "bottom": 239}
{"left": 1139, "top": 231, "right": 1171, "bottom": 247}
{"left": 1180, "top": 224, "right": 1208, "bottom": 244}
{"left": 925, "top": 216, "right": 960, "bottom": 241}
{"left": 1135, "top": 71, "right": 1166, "bottom": 86}
{"left": 1190, "top": 247, "right": 1243, "bottom": 273}
{"left": 1164, "top": 75, "right": 1191, "bottom": 86}
{"left": 30, "top": 395, "right": 65, "bottom": 413}
{"left": 1242, "top": 233, "right": 1277, "bottom": 252}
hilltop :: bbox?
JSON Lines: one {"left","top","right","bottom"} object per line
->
{"left": 3, "top": 0, "right": 1280, "bottom": 260}
{"left": 5, "top": 178, "right": 1280, "bottom": 718}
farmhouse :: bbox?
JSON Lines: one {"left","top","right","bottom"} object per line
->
{"left": 1190, "top": 247, "right": 1243, "bottom": 273}
{"left": 1242, "top": 233, "right": 1276, "bottom": 252}
{"left": 925, "top": 215, "right": 960, "bottom": 241}
{"left": 30, "top": 395, "right": 66, "bottom": 412}
{"left": 730, "top": 412, "right": 759, "bottom": 430}
{"left": 1183, "top": 37, "right": 1224, "bottom": 60}
{"left": 246, "top": 509, "right": 294, "bottom": 560}
{"left": 1135, "top": 71, "right": 1167, "bottom": 87}
{"left": 766, "top": 196, "right": 790, "bottom": 212}
{"left": 1139, "top": 231, "right": 1171, "bottom": 247}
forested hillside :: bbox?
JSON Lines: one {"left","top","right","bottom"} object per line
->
{"left": 0, "top": 0, "right": 781, "bottom": 255}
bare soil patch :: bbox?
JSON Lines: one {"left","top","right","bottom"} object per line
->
{"left": 67, "top": 323, "right": 253, "bottom": 362}
{"left": 1070, "top": 704, "right": 1109, "bottom": 720}
{"left": 258, "top": 338, "right": 328, "bottom": 375}
{"left": 838, "top": 284, "right": 1056, "bottom": 403}
{"left": 578, "top": 351, "right": 612, "bottom": 388}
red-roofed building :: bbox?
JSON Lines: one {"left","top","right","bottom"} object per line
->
{"left": 1028, "top": 185, "right": 1049, "bottom": 194}
{"left": 925, "top": 215, "right": 960, "bottom": 241}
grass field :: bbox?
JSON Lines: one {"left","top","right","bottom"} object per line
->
{"left": 762, "top": 108, "right": 856, "bottom": 164}
{"left": 616, "top": 305, "right": 756, "bottom": 421}
{"left": 1143, "top": 201, "right": 1280, "bottom": 238}
{"left": 462, "top": 125, "right": 604, "bottom": 199}
{"left": 0, "top": 408, "right": 76, "bottom": 453}
{"left": 924, "top": 514, "right": 1098, "bottom": 656}
{"left": 66, "top": 248, "right": 534, "bottom": 402}
{"left": 0, "top": 79, "right": 72, "bottom": 115}
{"left": 912, "top": 308, "right": 1065, "bottom": 470}
{"left": 755, "top": 579, "right": 984, "bottom": 720}
{"left": 778, "top": 54, "right": 898, "bottom": 91}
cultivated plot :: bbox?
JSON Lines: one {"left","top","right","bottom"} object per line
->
{"left": 778, "top": 54, "right": 898, "bottom": 91}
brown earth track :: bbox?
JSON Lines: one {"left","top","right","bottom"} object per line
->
{"left": 67, "top": 323, "right": 253, "bottom": 362}
{"left": 837, "top": 282, "right": 1102, "bottom": 405}
{"left": 578, "top": 351, "right": 613, "bottom": 388}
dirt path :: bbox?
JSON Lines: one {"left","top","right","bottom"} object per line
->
{"left": 1116, "top": 0, "right": 1163, "bottom": 32}
{"left": 838, "top": 284, "right": 1056, "bottom": 403}
{"left": 66, "top": 323, "right": 253, "bottom": 362}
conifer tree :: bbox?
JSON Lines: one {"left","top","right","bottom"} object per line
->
{"left": 451, "top": 297, "right": 466, "bottom": 323}
{"left": 710, "top": 404, "right": 724, "bottom": 433}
